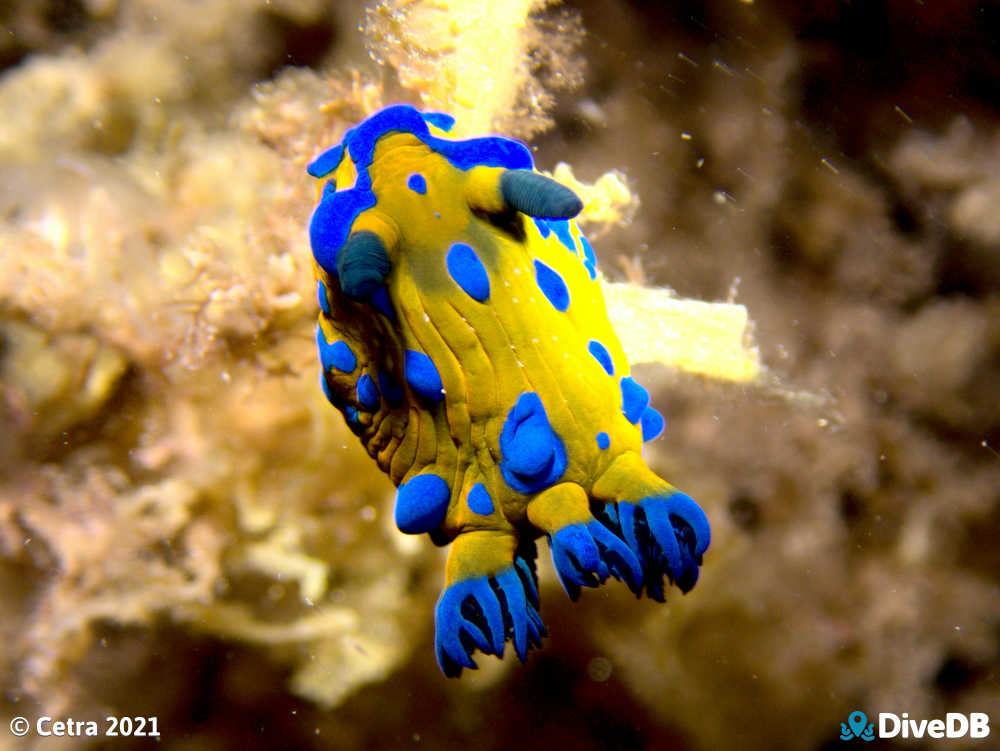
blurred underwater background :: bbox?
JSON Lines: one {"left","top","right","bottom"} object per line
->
{"left": 0, "top": 0, "right": 998, "bottom": 748}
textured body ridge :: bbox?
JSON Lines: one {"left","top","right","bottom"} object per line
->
{"left": 308, "top": 105, "right": 711, "bottom": 676}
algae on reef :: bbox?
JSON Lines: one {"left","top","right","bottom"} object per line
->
{"left": 0, "top": 0, "right": 433, "bottom": 722}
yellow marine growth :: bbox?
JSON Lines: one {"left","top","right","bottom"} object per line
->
{"left": 364, "top": 0, "right": 583, "bottom": 139}
{"left": 308, "top": 105, "right": 710, "bottom": 676}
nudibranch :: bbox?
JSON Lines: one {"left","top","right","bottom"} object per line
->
{"left": 307, "top": 105, "right": 710, "bottom": 676}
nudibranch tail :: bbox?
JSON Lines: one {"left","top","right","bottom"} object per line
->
{"left": 434, "top": 556, "right": 546, "bottom": 676}
{"left": 307, "top": 104, "right": 711, "bottom": 677}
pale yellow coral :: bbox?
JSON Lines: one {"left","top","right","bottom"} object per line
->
{"left": 240, "top": 526, "right": 330, "bottom": 604}
{"left": 0, "top": 320, "right": 129, "bottom": 449}
{"left": 550, "top": 162, "right": 640, "bottom": 231}
{"left": 604, "top": 281, "right": 762, "bottom": 383}
{"left": 364, "top": 0, "right": 583, "bottom": 138}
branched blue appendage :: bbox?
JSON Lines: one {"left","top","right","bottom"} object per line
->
{"left": 513, "top": 555, "right": 547, "bottom": 650}
{"left": 548, "top": 522, "right": 642, "bottom": 601}
{"left": 434, "top": 557, "right": 545, "bottom": 677}
{"left": 595, "top": 492, "right": 710, "bottom": 600}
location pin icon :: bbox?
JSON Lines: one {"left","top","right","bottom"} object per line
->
{"left": 848, "top": 711, "right": 867, "bottom": 738}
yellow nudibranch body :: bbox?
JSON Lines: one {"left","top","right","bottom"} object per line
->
{"left": 308, "top": 105, "right": 709, "bottom": 676}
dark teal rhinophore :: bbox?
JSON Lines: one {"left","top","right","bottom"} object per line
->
{"left": 501, "top": 169, "right": 584, "bottom": 219}
{"left": 337, "top": 230, "right": 391, "bottom": 300}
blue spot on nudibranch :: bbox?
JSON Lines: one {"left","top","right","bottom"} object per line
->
{"left": 620, "top": 377, "right": 650, "bottom": 424}
{"left": 534, "top": 260, "right": 570, "bottom": 311}
{"left": 446, "top": 243, "right": 490, "bottom": 302}
{"left": 378, "top": 371, "right": 404, "bottom": 406}
{"left": 407, "top": 173, "right": 427, "bottom": 194}
{"left": 500, "top": 393, "right": 567, "bottom": 493}
{"left": 587, "top": 340, "right": 615, "bottom": 375}
{"left": 640, "top": 407, "right": 665, "bottom": 442}
{"left": 369, "top": 286, "right": 396, "bottom": 321}
{"left": 317, "top": 280, "right": 332, "bottom": 315}
{"left": 357, "top": 373, "right": 379, "bottom": 410}
{"left": 532, "top": 217, "right": 551, "bottom": 238}
{"left": 307, "top": 144, "right": 344, "bottom": 178}
{"left": 467, "top": 483, "right": 494, "bottom": 516}
{"left": 547, "top": 219, "right": 576, "bottom": 253}
{"left": 344, "top": 405, "right": 362, "bottom": 430}
{"left": 316, "top": 327, "right": 357, "bottom": 373}
{"left": 579, "top": 235, "right": 598, "bottom": 280}
{"left": 320, "top": 370, "right": 336, "bottom": 405}
{"left": 405, "top": 350, "right": 445, "bottom": 402}
{"left": 596, "top": 432, "right": 611, "bottom": 450}
{"left": 395, "top": 473, "right": 451, "bottom": 534}
{"left": 337, "top": 404, "right": 363, "bottom": 436}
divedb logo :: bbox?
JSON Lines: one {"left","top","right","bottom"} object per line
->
{"left": 840, "top": 710, "right": 990, "bottom": 741}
